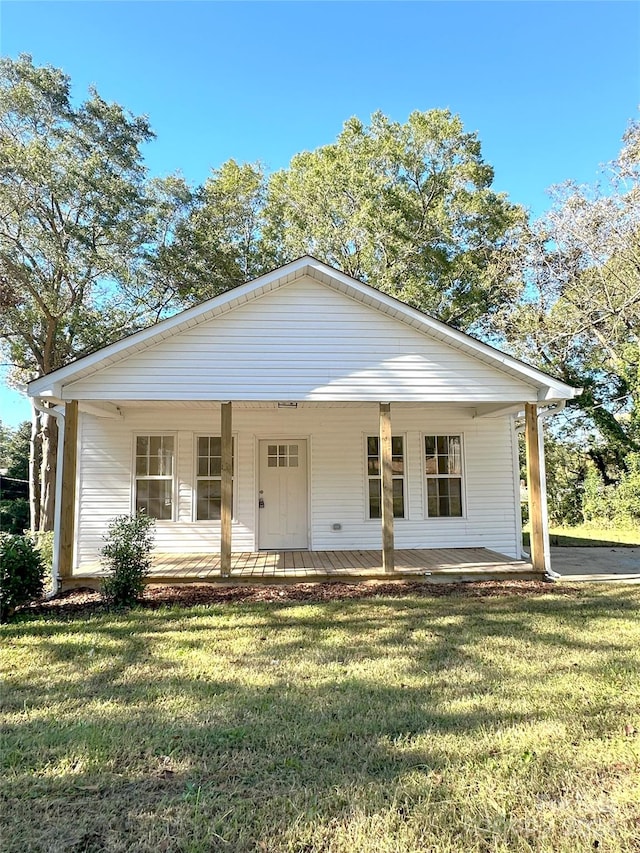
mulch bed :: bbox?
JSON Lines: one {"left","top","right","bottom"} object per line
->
{"left": 19, "top": 578, "right": 579, "bottom": 619}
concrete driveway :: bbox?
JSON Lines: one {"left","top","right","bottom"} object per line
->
{"left": 550, "top": 547, "right": 640, "bottom": 582}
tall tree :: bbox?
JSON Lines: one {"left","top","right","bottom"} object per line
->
{"left": 0, "top": 55, "right": 155, "bottom": 528}
{"left": 264, "top": 110, "right": 525, "bottom": 331}
{"left": 150, "top": 160, "right": 275, "bottom": 304}
{"left": 500, "top": 120, "right": 640, "bottom": 478}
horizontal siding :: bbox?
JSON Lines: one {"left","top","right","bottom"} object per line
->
{"left": 74, "top": 404, "right": 520, "bottom": 568}
{"left": 66, "top": 277, "right": 535, "bottom": 403}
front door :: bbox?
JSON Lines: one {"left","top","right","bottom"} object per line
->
{"left": 258, "top": 440, "right": 308, "bottom": 549}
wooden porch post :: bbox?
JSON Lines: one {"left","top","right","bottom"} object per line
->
{"left": 524, "top": 402, "right": 545, "bottom": 573}
{"left": 59, "top": 400, "right": 78, "bottom": 580}
{"left": 379, "top": 402, "right": 395, "bottom": 573}
{"left": 220, "top": 402, "right": 233, "bottom": 577}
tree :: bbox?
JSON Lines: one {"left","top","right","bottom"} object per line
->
{"left": 0, "top": 55, "right": 156, "bottom": 529}
{"left": 0, "top": 420, "right": 30, "bottom": 534}
{"left": 264, "top": 110, "right": 525, "bottom": 331}
{"left": 500, "top": 119, "right": 640, "bottom": 479}
{"left": 150, "top": 160, "right": 275, "bottom": 305}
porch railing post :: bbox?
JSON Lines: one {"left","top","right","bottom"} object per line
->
{"left": 220, "top": 401, "right": 233, "bottom": 577}
{"left": 379, "top": 402, "right": 395, "bottom": 573}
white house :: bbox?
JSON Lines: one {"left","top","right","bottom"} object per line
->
{"left": 27, "top": 257, "right": 579, "bottom": 590}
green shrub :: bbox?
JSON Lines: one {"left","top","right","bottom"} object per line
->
{"left": 33, "top": 530, "right": 54, "bottom": 592}
{"left": 0, "top": 533, "right": 45, "bottom": 622}
{"left": 100, "top": 513, "right": 155, "bottom": 607}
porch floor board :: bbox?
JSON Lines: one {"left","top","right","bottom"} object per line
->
{"left": 69, "top": 548, "right": 537, "bottom": 588}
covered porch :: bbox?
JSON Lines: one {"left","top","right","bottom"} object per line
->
{"left": 68, "top": 547, "right": 536, "bottom": 589}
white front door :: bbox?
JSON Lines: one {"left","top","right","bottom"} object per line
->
{"left": 258, "top": 439, "right": 308, "bottom": 549}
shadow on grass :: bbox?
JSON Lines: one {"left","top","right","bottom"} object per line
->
{"left": 2, "top": 586, "right": 640, "bottom": 852}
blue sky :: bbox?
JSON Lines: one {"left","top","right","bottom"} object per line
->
{"left": 1, "top": 0, "right": 639, "bottom": 427}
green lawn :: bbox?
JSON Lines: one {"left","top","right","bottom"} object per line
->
{"left": 2, "top": 584, "right": 640, "bottom": 852}
{"left": 523, "top": 524, "right": 640, "bottom": 547}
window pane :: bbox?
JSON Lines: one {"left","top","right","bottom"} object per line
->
{"left": 136, "top": 436, "right": 149, "bottom": 454}
{"left": 391, "top": 436, "right": 403, "bottom": 456}
{"left": 289, "top": 444, "right": 298, "bottom": 455}
{"left": 425, "top": 455, "right": 437, "bottom": 475}
{"left": 136, "top": 479, "right": 172, "bottom": 520}
{"left": 268, "top": 458, "right": 276, "bottom": 467}
{"left": 279, "top": 445, "right": 286, "bottom": 455}
{"left": 449, "top": 479, "right": 462, "bottom": 516}
{"left": 369, "top": 479, "right": 381, "bottom": 519}
{"left": 368, "top": 458, "right": 379, "bottom": 476}
{"left": 289, "top": 456, "right": 298, "bottom": 467}
{"left": 197, "top": 457, "right": 209, "bottom": 477}
{"left": 136, "top": 456, "right": 148, "bottom": 476}
{"left": 449, "top": 437, "right": 462, "bottom": 474}
{"left": 268, "top": 445, "right": 276, "bottom": 455}
{"left": 393, "top": 478, "right": 404, "bottom": 518}
{"left": 428, "top": 496, "right": 438, "bottom": 516}
{"left": 367, "top": 436, "right": 379, "bottom": 456}
{"left": 425, "top": 435, "right": 435, "bottom": 455}
{"left": 437, "top": 436, "right": 447, "bottom": 454}
{"left": 196, "top": 479, "right": 228, "bottom": 521}
{"left": 438, "top": 455, "right": 449, "bottom": 474}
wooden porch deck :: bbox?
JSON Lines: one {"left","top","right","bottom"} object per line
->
{"left": 69, "top": 548, "right": 538, "bottom": 589}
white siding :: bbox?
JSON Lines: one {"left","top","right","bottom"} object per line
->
{"left": 75, "top": 404, "right": 520, "bottom": 568}
{"left": 65, "top": 277, "right": 535, "bottom": 403}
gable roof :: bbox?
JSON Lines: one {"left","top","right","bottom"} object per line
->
{"left": 28, "top": 256, "right": 579, "bottom": 403}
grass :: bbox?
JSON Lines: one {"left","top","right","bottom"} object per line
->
{"left": 2, "top": 585, "right": 640, "bottom": 852}
{"left": 523, "top": 523, "right": 640, "bottom": 547}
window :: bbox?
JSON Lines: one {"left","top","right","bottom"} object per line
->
{"left": 425, "top": 435, "right": 463, "bottom": 517}
{"left": 366, "top": 435, "right": 405, "bottom": 519}
{"left": 196, "top": 436, "right": 234, "bottom": 521}
{"left": 267, "top": 444, "right": 299, "bottom": 468}
{"left": 135, "top": 435, "right": 174, "bottom": 520}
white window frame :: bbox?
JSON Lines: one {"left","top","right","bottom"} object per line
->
{"left": 363, "top": 432, "right": 407, "bottom": 521}
{"left": 132, "top": 433, "right": 176, "bottom": 521}
{"left": 193, "top": 434, "right": 237, "bottom": 523}
{"left": 422, "top": 432, "right": 466, "bottom": 519}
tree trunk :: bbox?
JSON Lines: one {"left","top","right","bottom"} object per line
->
{"left": 39, "top": 410, "right": 58, "bottom": 532}
{"left": 29, "top": 408, "right": 42, "bottom": 533}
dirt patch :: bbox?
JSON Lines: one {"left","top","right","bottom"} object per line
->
{"left": 20, "top": 578, "right": 579, "bottom": 619}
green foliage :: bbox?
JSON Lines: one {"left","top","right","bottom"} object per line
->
{"left": 151, "top": 161, "right": 275, "bottom": 304}
{"left": 100, "top": 513, "right": 155, "bottom": 607}
{"left": 544, "top": 436, "right": 589, "bottom": 525}
{"left": 264, "top": 110, "right": 525, "bottom": 331}
{"left": 581, "top": 453, "right": 640, "bottom": 527}
{"left": 0, "top": 533, "right": 45, "bottom": 621}
{"left": 156, "top": 111, "right": 524, "bottom": 332}
{"left": 0, "top": 497, "right": 29, "bottom": 535}
{"left": 33, "top": 530, "right": 54, "bottom": 581}
{"left": 2, "top": 420, "right": 30, "bottom": 480}
{"left": 500, "top": 119, "right": 640, "bottom": 474}
{"left": 0, "top": 420, "right": 30, "bottom": 534}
